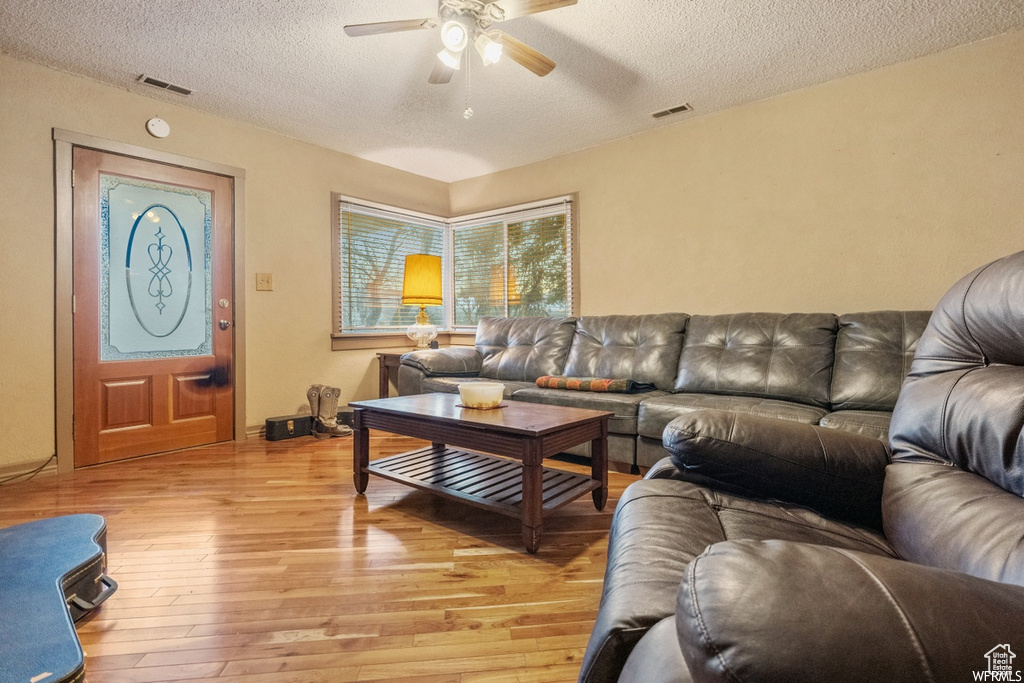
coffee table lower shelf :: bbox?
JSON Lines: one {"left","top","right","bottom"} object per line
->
{"left": 367, "top": 446, "right": 601, "bottom": 519}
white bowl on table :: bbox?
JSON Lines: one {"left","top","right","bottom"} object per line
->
{"left": 458, "top": 382, "right": 505, "bottom": 409}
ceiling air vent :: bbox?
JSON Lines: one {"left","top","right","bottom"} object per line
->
{"left": 138, "top": 75, "right": 192, "bottom": 96}
{"left": 652, "top": 103, "right": 692, "bottom": 119}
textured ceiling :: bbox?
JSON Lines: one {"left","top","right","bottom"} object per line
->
{"left": 2, "top": 1, "right": 1023, "bottom": 182}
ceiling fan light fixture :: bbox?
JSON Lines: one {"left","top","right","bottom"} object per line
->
{"left": 474, "top": 32, "right": 503, "bottom": 66}
{"left": 440, "top": 19, "right": 469, "bottom": 52}
{"left": 437, "top": 48, "right": 462, "bottom": 70}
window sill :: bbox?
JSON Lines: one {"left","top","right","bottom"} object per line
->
{"left": 331, "top": 331, "right": 476, "bottom": 351}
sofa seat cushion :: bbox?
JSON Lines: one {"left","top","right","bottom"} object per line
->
{"left": 819, "top": 410, "right": 892, "bottom": 440}
{"left": 637, "top": 393, "right": 827, "bottom": 440}
{"left": 511, "top": 387, "right": 669, "bottom": 435}
{"left": 578, "top": 478, "right": 895, "bottom": 683}
{"left": 421, "top": 377, "right": 536, "bottom": 398}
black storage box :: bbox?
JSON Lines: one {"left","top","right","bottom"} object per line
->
{"left": 265, "top": 414, "right": 313, "bottom": 440}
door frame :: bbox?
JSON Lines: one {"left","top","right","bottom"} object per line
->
{"left": 54, "top": 128, "right": 247, "bottom": 473}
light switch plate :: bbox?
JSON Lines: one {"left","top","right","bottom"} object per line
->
{"left": 256, "top": 272, "right": 273, "bottom": 291}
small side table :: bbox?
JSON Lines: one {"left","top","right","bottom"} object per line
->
{"left": 376, "top": 352, "right": 404, "bottom": 399}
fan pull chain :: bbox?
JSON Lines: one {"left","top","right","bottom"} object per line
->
{"left": 464, "top": 51, "right": 474, "bottom": 119}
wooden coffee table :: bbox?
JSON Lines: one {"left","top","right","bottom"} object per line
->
{"left": 350, "top": 394, "right": 612, "bottom": 553}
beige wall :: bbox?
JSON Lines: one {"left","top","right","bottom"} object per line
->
{"left": 451, "top": 30, "right": 1024, "bottom": 316}
{"left": 2, "top": 29, "right": 1022, "bottom": 471}
{"left": 0, "top": 53, "right": 448, "bottom": 470}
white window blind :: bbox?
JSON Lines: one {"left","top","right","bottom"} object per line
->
{"left": 335, "top": 196, "right": 573, "bottom": 334}
{"left": 451, "top": 200, "right": 572, "bottom": 328}
{"left": 338, "top": 202, "right": 445, "bottom": 333}
{"left": 452, "top": 221, "right": 505, "bottom": 326}
{"left": 507, "top": 211, "right": 570, "bottom": 318}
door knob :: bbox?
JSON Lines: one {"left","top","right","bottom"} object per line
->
{"left": 219, "top": 320, "right": 231, "bottom": 330}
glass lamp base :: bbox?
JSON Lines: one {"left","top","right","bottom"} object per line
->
{"left": 407, "top": 322, "right": 438, "bottom": 349}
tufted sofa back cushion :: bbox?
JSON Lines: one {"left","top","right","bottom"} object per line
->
{"left": 886, "top": 251, "right": 1024, "bottom": 583}
{"left": 563, "top": 314, "right": 689, "bottom": 390}
{"left": 475, "top": 316, "right": 577, "bottom": 381}
{"left": 830, "top": 311, "right": 932, "bottom": 412}
{"left": 673, "top": 313, "right": 837, "bottom": 408}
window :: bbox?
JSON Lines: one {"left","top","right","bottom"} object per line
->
{"left": 452, "top": 204, "right": 572, "bottom": 326}
{"left": 452, "top": 221, "right": 505, "bottom": 327}
{"left": 333, "top": 195, "right": 574, "bottom": 341}
{"left": 336, "top": 201, "right": 445, "bottom": 333}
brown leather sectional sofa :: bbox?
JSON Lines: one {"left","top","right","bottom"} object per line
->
{"left": 398, "top": 309, "right": 931, "bottom": 469}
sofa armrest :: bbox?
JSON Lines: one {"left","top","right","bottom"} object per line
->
{"left": 643, "top": 456, "right": 685, "bottom": 481}
{"left": 678, "top": 540, "right": 1024, "bottom": 682}
{"left": 400, "top": 347, "right": 482, "bottom": 376}
{"left": 663, "top": 410, "right": 889, "bottom": 527}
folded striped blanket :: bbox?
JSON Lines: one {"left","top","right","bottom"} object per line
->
{"left": 535, "top": 376, "right": 657, "bottom": 394}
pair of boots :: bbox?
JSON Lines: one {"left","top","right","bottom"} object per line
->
{"left": 307, "top": 385, "right": 352, "bottom": 438}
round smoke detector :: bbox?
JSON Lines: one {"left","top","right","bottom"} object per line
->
{"left": 146, "top": 117, "right": 170, "bottom": 138}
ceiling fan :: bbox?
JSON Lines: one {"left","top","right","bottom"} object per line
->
{"left": 343, "top": 0, "right": 577, "bottom": 85}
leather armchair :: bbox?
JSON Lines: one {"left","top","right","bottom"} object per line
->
{"left": 580, "top": 250, "right": 1024, "bottom": 682}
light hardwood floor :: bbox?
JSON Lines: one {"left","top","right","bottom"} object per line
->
{"left": 0, "top": 433, "right": 638, "bottom": 682}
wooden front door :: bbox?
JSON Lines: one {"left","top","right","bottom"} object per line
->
{"left": 72, "top": 148, "right": 235, "bottom": 467}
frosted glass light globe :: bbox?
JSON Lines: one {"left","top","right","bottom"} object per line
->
{"left": 441, "top": 20, "right": 468, "bottom": 52}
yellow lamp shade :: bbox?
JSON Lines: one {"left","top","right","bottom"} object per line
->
{"left": 401, "top": 254, "right": 443, "bottom": 307}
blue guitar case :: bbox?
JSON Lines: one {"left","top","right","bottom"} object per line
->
{"left": 0, "top": 514, "right": 117, "bottom": 683}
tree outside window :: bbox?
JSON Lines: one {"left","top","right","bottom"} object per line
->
{"left": 507, "top": 214, "right": 568, "bottom": 318}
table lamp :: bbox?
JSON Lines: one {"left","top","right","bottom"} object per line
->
{"left": 401, "top": 254, "right": 442, "bottom": 348}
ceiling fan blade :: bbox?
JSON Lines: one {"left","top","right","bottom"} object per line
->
{"left": 496, "top": 32, "right": 556, "bottom": 77}
{"left": 428, "top": 58, "right": 456, "bottom": 85}
{"left": 488, "top": 0, "right": 577, "bottom": 21}
{"left": 343, "top": 18, "right": 438, "bottom": 37}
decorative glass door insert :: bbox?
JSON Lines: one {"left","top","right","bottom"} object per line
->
{"left": 100, "top": 174, "right": 212, "bottom": 360}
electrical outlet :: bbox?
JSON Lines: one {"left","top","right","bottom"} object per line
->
{"left": 255, "top": 272, "right": 274, "bottom": 291}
